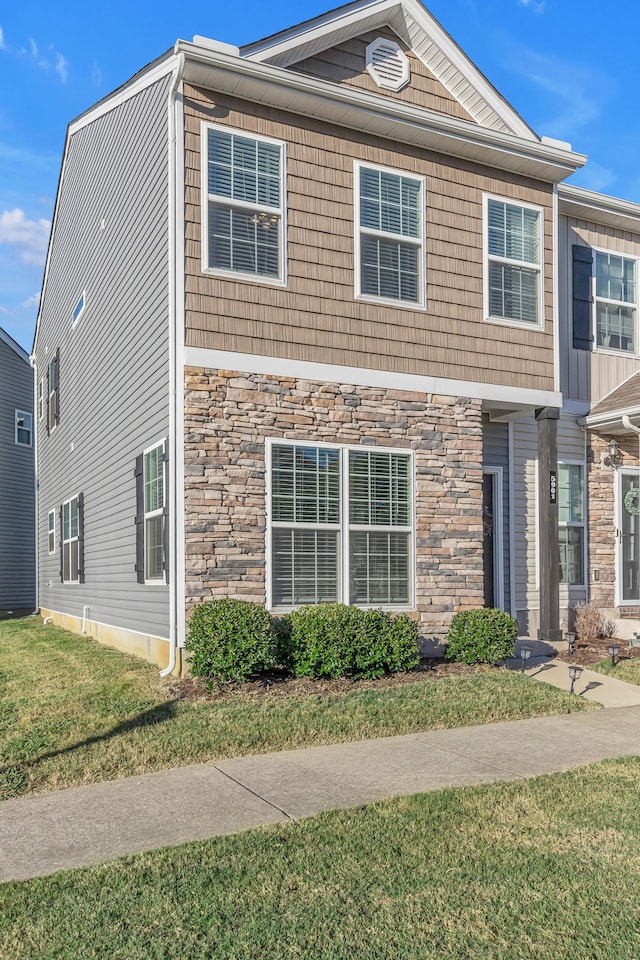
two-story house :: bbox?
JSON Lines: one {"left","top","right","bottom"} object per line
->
{"left": 33, "top": 0, "right": 588, "bottom": 672}
{"left": 0, "top": 327, "right": 35, "bottom": 616}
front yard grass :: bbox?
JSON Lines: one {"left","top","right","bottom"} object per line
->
{"left": 1, "top": 758, "right": 639, "bottom": 959}
{"left": 592, "top": 655, "right": 640, "bottom": 686}
{"left": 0, "top": 618, "right": 595, "bottom": 800}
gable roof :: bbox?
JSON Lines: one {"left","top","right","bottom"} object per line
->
{"left": 241, "top": 0, "right": 537, "bottom": 140}
{"left": 0, "top": 327, "right": 30, "bottom": 365}
{"left": 585, "top": 372, "right": 640, "bottom": 423}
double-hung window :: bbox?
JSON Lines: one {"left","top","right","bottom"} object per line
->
{"left": 485, "top": 196, "right": 542, "bottom": 326}
{"left": 203, "top": 124, "right": 284, "bottom": 283}
{"left": 558, "top": 463, "right": 585, "bottom": 586}
{"left": 62, "top": 495, "right": 83, "bottom": 583}
{"left": 595, "top": 251, "right": 637, "bottom": 353}
{"left": 48, "top": 510, "right": 55, "bottom": 554}
{"left": 135, "top": 441, "right": 167, "bottom": 583}
{"left": 15, "top": 410, "right": 32, "bottom": 447}
{"left": 268, "top": 440, "right": 414, "bottom": 608}
{"left": 356, "top": 163, "right": 424, "bottom": 306}
{"left": 48, "top": 350, "right": 60, "bottom": 433}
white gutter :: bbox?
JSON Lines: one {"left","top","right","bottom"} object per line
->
{"left": 580, "top": 404, "right": 640, "bottom": 429}
{"left": 160, "top": 50, "right": 185, "bottom": 679}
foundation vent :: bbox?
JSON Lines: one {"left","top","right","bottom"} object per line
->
{"left": 365, "top": 38, "right": 410, "bottom": 92}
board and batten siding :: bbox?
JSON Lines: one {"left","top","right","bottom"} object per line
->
{"left": 291, "top": 28, "right": 474, "bottom": 122}
{"left": 35, "top": 76, "right": 171, "bottom": 639}
{"left": 0, "top": 340, "right": 35, "bottom": 609}
{"left": 560, "top": 215, "right": 640, "bottom": 404}
{"left": 184, "top": 86, "right": 556, "bottom": 393}
{"left": 513, "top": 414, "right": 586, "bottom": 634}
{"left": 482, "top": 417, "right": 511, "bottom": 613}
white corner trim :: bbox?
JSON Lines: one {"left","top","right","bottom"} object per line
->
{"left": 184, "top": 346, "right": 563, "bottom": 409}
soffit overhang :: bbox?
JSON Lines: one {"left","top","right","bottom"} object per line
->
{"left": 240, "top": 0, "right": 535, "bottom": 139}
{"left": 580, "top": 373, "right": 640, "bottom": 432}
{"left": 180, "top": 43, "right": 586, "bottom": 183}
{"left": 559, "top": 184, "right": 640, "bottom": 233}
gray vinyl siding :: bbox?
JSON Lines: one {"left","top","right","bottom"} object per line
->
{"left": 482, "top": 417, "right": 511, "bottom": 613}
{"left": 0, "top": 340, "right": 35, "bottom": 609}
{"left": 35, "top": 75, "right": 172, "bottom": 637}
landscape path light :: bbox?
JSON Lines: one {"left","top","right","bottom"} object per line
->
{"left": 608, "top": 643, "right": 619, "bottom": 667}
{"left": 568, "top": 664, "right": 583, "bottom": 696}
{"left": 519, "top": 645, "right": 532, "bottom": 673}
{"left": 565, "top": 632, "right": 576, "bottom": 655}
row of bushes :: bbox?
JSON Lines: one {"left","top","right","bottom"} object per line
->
{"left": 185, "top": 599, "right": 518, "bottom": 686}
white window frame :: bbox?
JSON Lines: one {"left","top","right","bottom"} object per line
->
{"left": 558, "top": 459, "right": 586, "bottom": 588}
{"left": 591, "top": 245, "right": 639, "bottom": 357}
{"left": 143, "top": 440, "right": 166, "bottom": 585}
{"left": 15, "top": 409, "right": 32, "bottom": 447}
{"left": 354, "top": 160, "right": 426, "bottom": 310}
{"left": 265, "top": 437, "right": 416, "bottom": 611}
{"left": 48, "top": 509, "right": 56, "bottom": 555}
{"left": 483, "top": 193, "right": 544, "bottom": 330}
{"left": 72, "top": 290, "right": 86, "bottom": 326}
{"left": 62, "top": 495, "right": 80, "bottom": 584}
{"left": 201, "top": 122, "right": 287, "bottom": 287}
{"left": 48, "top": 354, "right": 58, "bottom": 434}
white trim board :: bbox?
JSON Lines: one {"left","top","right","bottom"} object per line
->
{"left": 184, "top": 346, "right": 563, "bottom": 409}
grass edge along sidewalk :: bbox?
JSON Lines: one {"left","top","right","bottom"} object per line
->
{"left": 0, "top": 618, "right": 596, "bottom": 801}
{"left": 1, "top": 757, "right": 639, "bottom": 960}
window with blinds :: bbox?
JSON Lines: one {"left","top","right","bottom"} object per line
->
{"left": 205, "top": 125, "right": 284, "bottom": 282}
{"left": 357, "top": 164, "right": 424, "bottom": 305}
{"left": 595, "top": 251, "right": 637, "bottom": 353}
{"left": 269, "top": 441, "right": 413, "bottom": 608}
{"left": 486, "top": 197, "right": 542, "bottom": 325}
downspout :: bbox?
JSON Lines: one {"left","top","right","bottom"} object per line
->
{"left": 160, "top": 49, "right": 185, "bottom": 679}
{"left": 30, "top": 354, "right": 38, "bottom": 615}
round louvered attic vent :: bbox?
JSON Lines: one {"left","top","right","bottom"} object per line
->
{"left": 365, "top": 38, "right": 410, "bottom": 92}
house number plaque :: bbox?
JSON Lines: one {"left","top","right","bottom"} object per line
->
{"left": 549, "top": 470, "right": 557, "bottom": 504}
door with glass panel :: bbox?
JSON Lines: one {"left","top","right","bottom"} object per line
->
{"left": 618, "top": 470, "right": 640, "bottom": 604}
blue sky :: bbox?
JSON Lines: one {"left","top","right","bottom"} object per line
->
{"left": 1, "top": 0, "right": 638, "bottom": 351}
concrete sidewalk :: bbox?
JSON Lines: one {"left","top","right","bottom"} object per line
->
{"left": 1, "top": 705, "right": 639, "bottom": 884}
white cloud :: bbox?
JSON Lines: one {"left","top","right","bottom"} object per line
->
{"left": 55, "top": 52, "right": 68, "bottom": 83}
{"left": 0, "top": 26, "right": 5, "bottom": 49}
{"left": 22, "top": 292, "right": 40, "bottom": 311}
{"left": 91, "top": 62, "right": 102, "bottom": 87}
{"left": 0, "top": 209, "right": 51, "bottom": 266}
{"left": 519, "top": 0, "right": 546, "bottom": 12}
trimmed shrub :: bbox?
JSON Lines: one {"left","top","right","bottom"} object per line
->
{"left": 283, "top": 603, "right": 420, "bottom": 680}
{"left": 186, "top": 599, "right": 275, "bottom": 686}
{"left": 445, "top": 608, "right": 517, "bottom": 665}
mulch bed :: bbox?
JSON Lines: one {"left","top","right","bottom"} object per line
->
{"left": 554, "top": 634, "right": 640, "bottom": 667}
{"left": 168, "top": 659, "right": 495, "bottom": 702}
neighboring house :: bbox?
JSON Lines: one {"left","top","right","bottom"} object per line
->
{"left": 0, "top": 327, "right": 35, "bottom": 616}
{"left": 34, "top": 0, "right": 594, "bottom": 673}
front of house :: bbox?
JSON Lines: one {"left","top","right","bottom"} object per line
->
{"left": 35, "top": 0, "right": 600, "bottom": 671}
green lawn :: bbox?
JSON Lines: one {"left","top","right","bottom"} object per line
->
{"left": 0, "top": 618, "right": 595, "bottom": 800}
{"left": 1, "top": 758, "right": 639, "bottom": 959}
{"left": 592, "top": 655, "right": 640, "bottom": 686}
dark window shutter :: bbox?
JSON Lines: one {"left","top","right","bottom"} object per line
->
{"left": 134, "top": 454, "right": 145, "bottom": 583}
{"left": 54, "top": 349, "right": 60, "bottom": 425}
{"left": 573, "top": 245, "right": 593, "bottom": 351}
{"left": 77, "top": 493, "right": 85, "bottom": 584}
{"left": 59, "top": 505, "right": 64, "bottom": 582}
{"left": 162, "top": 443, "right": 169, "bottom": 580}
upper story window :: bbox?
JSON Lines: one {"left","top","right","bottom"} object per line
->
{"left": 38, "top": 379, "right": 44, "bottom": 420}
{"left": 485, "top": 196, "right": 542, "bottom": 327}
{"left": 203, "top": 124, "right": 285, "bottom": 284}
{"left": 595, "top": 252, "right": 637, "bottom": 353}
{"left": 356, "top": 163, "right": 425, "bottom": 307}
{"left": 72, "top": 291, "right": 86, "bottom": 326}
{"left": 15, "top": 410, "right": 32, "bottom": 447}
{"left": 268, "top": 440, "right": 414, "bottom": 609}
{"left": 48, "top": 349, "right": 60, "bottom": 434}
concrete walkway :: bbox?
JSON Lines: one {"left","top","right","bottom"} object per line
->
{"left": 1, "top": 705, "right": 639, "bottom": 884}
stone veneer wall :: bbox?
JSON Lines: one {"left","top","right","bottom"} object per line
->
{"left": 587, "top": 432, "right": 639, "bottom": 614}
{"left": 184, "top": 366, "right": 484, "bottom": 650}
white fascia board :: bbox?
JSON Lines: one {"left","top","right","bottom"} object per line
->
{"left": 242, "top": 0, "right": 535, "bottom": 141}
{"left": 180, "top": 42, "right": 586, "bottom": 181}
{"left": 0, "top": 327, "right": 30, "bottom": 364}
{"left": 558, "top": 183, "right": 640, "bottom": 232}
{"left": 580, "top": 405, "right": 640, "bottom": 429}
{"left": 184, "top": 346, "right": 563, "bottom": 409}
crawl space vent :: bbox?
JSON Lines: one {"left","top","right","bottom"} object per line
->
{"left": 365, "top": 38, "right": 410, "bottom": 92}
